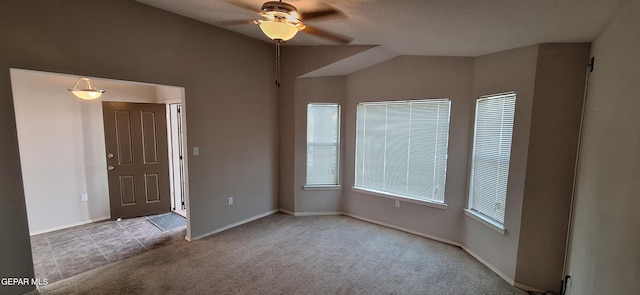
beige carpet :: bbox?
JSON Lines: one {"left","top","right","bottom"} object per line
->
{"left": 40, "top": 213, "right": 527, "bottom": 295}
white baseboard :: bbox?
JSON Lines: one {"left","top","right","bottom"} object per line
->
{"left": 513, "top": 282, "right": 544, "bottom": 292}
{"left": 187, "top": 209, "right": 278, "bottom": 241}
{"left": 293, "top": 211, "right": 342, "bottom": 216}
{"left": 343, "top": 213, "right": 463, "bottom": 247}
{"left": 458, "top": 244, "right": 515, "bottom": 286}
{"left": 29, "top": 215, "right": 111, "bottom": 236}
{"left": 278, "top": 208, "right": 295, "bottom": 216}
{"left": 342, "top": 213, "right": 520, "bottom": 290}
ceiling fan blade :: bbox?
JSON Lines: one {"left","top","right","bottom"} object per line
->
{"left": 224, "top": 0, "right": 258, "bottom": 13}
{"left": 215, "top": 19, "right": 257, "bottom": 26}
{"left": 300, "top": 8, "right": 343, "bottom": 21}
{"left": 302, "top": 25, "right": 352, "bottom": 44}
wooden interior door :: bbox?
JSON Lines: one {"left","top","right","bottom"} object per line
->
{"left": 102, "top": 102, "right": 171, "bottom": 219}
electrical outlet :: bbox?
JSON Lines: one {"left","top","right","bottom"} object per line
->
{"left": 193, "top": 147, "right": 199, "bottom": 156}
{"left": 228, "top": 197, "right": 233, "bottom": 205}
{"left": 81, "top": 194, "right": 88, "bottom": 202}
{"left": 395, "top": 200, "right": 400, "bottom": 208}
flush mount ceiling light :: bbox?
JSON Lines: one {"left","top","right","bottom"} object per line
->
{"left": 68, "top": 78, "right": 105, "bottom": 100}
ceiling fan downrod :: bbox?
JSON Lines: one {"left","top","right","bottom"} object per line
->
{"left": 275, "top": 41, "right": 281, "bottom": 87}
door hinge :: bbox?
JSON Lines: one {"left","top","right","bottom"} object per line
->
{"left": 561, "top": 275, "right": 571, "bottom": 295}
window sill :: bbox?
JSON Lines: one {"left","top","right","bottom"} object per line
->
{"left": 304, "top": 185, "right": 342, "bottom": 191}
{"left": 352, "top": 187, "right": 447, "bottom": 210}
{"left": 464, "top": 209, "right": 506, "bottom": 235}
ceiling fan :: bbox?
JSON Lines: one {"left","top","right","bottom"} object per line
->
{"left": 221, "top": 0, "right": 351, "bottom": 87}
{"left": 221, "top": 0, "right": 352, "bottom": 44}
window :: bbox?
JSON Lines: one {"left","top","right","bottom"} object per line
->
{"left": 306, "top": 103, "right": 340, "bottom": 186}
{"left": 355, "top": 99, "right": 451, "bottom": 204}
{"left": 468, "top": 92, "right": 516, "bottom": 225}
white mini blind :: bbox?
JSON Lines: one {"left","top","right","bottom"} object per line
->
{"left": 355, "top": 99, "right": 451, "bottom": 203}
{"left": 468, "top": 92, "right": 516, "bottom": 224}
{"left": 307, "top": 104, "right": 340, "bottom": 185}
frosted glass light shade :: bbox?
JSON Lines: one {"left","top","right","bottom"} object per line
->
{"left": 259, "top": 21, "right": 299, "bottom": 41}
{"left": 68, "top": 78, "right": 105, "bottom": 100}
{"left": 70, "top": 90, "right": 104, "bottom": 100}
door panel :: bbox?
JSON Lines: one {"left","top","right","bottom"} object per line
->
{"left": 115, "top": 111, "right": 134, "bottom": 165}
{"left": 120, "top": 175, "right": 136, "bottom": 205}
{"left": 145, "top": 173, "right": 160, "bottom": 202}
{"left": 103, "top": 102, "right": 171, "bottom": 218}
{"left": 141, "top": 111, "right": 159, "bottom": 163}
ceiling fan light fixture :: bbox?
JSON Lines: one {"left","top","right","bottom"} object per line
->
{"left": 259, "top": 20, "right": 301, "bottom": 41}
{"left": 68, "top": 78, "right": 105, "bottom": 100}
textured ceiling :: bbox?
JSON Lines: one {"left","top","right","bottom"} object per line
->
{"left": 135, "top": 0, "right": 624, "bottom": 56}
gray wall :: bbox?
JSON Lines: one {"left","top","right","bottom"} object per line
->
{"left": 515, "top": 44, "right": 590, "bottom": 292}
{"left": 462, "top": 44, "right": 539, "bottom": 284}
{"left": 566, "top": 0, "right": 640, "bottom": 293}
{"left": 343, "top": 56, "right": 475, "bottom": 243}
{"left": 1, "top": 1, "right": 276, "bottom": 293}
{"left": 279, "top": 45, "right": 374, "bottom": 214}
{"left": 288, "top": 46, "right": 590, "bottom": 292}
{"left": 293, "top": 76, "right": 346, "bottom": 213}
{"left": 462, "top": 44, "right": 591, "bottom": 293}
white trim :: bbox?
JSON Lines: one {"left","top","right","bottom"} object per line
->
{"left": 29, "top": 216, "right": 111, "bottom": 236}
{"left": 306, "top": 103, "right": 341, "bottom": 186}
{"left": 478, "top": 91, "right": 516, "bottom": 100}
{"left": 186, "top": 210, "right": 277, "bottom": 241}
{"left": 163, "top": 98, "right": 182, "bottom": 104}
{"left": 278, "top": 208, "right": 295, "bottom": 216}
{"left": 303, "top": 185, "right": 342, "bottom": 191}
{"left": 343, "top": 213, "right": 462, "bottom": 248}
{"left": 458, "top": 244, "right": 515, "bottom": 286}
{"left": 343, "top": 212, "right": 518, "bottom": 289}
{"left": 352, "top": 187, "right": 448, "bottom": 210}
{"left": 513, "top": 282, "right": 544, "bottom": 292}
{"left": 464, "top": 209, "right": 506, "bottom": 235}
{"left": 279, "top": 209, "right": 342, "bottom": 216}
{"left": 293, "top": 211, "right": 342, "bottom": 216}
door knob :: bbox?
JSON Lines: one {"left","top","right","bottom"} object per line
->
{"left": 107, "top": 166, "right": 114, "bottom": 171}
{"left": 107, "top": 153, "right": 114, "bottom": 158}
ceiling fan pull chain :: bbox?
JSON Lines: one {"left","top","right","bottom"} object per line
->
{"left": 276, "top": 41, "right": 281, "bottom": 87}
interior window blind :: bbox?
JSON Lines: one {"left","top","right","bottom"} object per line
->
{"left": 307, "top": 104, "right": 340, "bottom": 185}
{"left": 468, "top": 92, "right": 516, "bottom": 224}
{"left": 355, "top": 99, "right": 451, "bottom": 203}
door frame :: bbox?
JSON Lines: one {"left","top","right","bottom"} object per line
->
{"left": 167, "top": 103, "right": 187, "bottom": 213}
{"left": 162, "top": 96, "right": 191, "bottom": 240}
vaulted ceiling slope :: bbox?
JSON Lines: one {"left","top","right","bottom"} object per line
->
{"left": 136, "top": 0, "right": 625, "bottom": 56}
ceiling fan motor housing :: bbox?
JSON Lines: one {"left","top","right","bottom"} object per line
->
{"left": 261, "top": 1, "right": 298, "bottom": 15}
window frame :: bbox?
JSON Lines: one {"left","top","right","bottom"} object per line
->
{"left": 466, "top": 91, "right": 516, "bottom": 234}
{"left": 305, "top": 103, "right": 341, "bottom": 189}
{"left": 353, "top": 98, "right": 451, "bottom": 208}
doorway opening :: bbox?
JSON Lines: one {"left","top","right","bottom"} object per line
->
{"left": 10, "top": 68, "right": 191, "bottom": 283}
{"left": 168, "top": 103, "right": 186, "bottom": 218}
